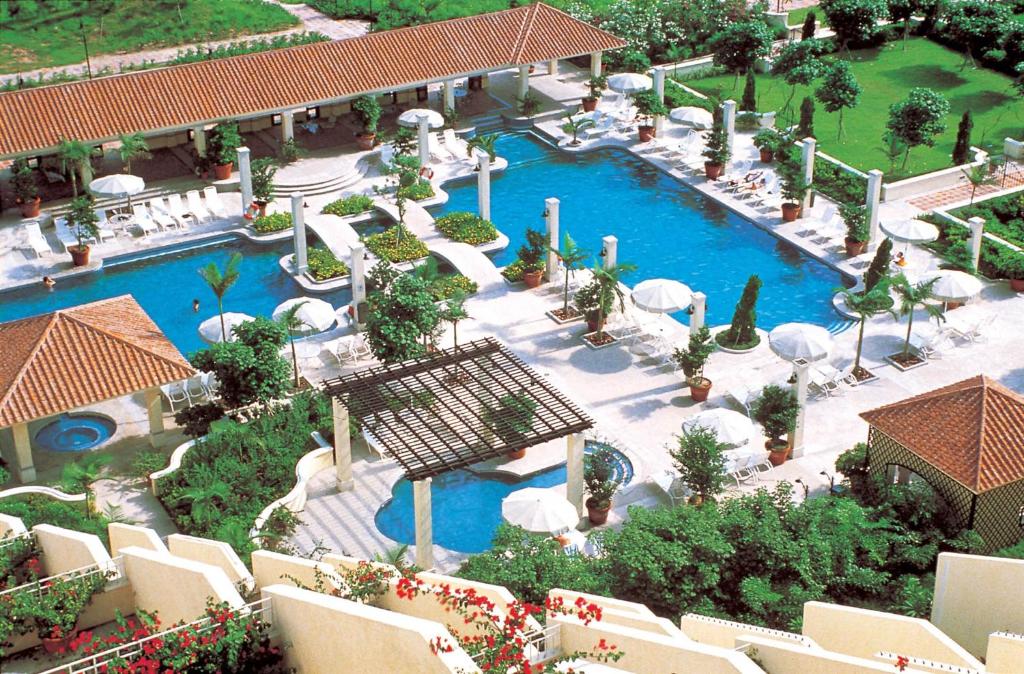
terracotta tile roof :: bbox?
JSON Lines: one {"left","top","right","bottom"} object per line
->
{"left": 860, "top": 375, "right": 1024, "bottom": 493}
{"left": 0, "top": 3, "right": 625, "bottom": 157}
{"left": 0, "top": 296, "right": 194, "bottom": 428}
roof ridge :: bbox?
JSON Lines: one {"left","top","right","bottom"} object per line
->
{"left": 0, "top": 313, "right": 60, "bottom": 418}
{"left": 60, "top": 311, "right": 194, "bottom": 375}
{"left": 510, "top": 3, "right": 541, "bottom": 64}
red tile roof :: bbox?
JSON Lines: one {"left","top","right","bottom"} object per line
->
{"left": 0, "top": 3, "right": 625, "bottom": 157}
{"left": 0, "top": 296, "right": 194, "bottom": 427}
{"left": 860, "top": 375, "right": 1024, "bottom": 493}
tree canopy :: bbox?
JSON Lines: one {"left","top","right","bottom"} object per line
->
{"left": 708, "top": 20, "right": 774, "bottom": 74}
{"left": 818, "top": 0, "right": 888, "bottom": 52}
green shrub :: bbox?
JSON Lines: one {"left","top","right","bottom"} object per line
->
{"left": 664, "top": 80, "right": 716, "bottom": 112}
{"left": 174, "top": 402, "right": 226, "bottom": 438}
{"left": 252, "top": 212, "right": 292, "bottom": 234}
{"left": 130, "top": 451, "right": 172, "bottom": 481}
{"left": 397, "top": 179, "right": 435, "bottom": 201}
{"left": 716, "top": 274, "right": 762, "bottom": 349}
{"left": 430, "top": 274, "right": 479, "bottom": 301}
{"left": 501, "top": 259, "right": 526, "bottom": 282}
{"left": 306, "top": 246, "right": 350, "bottom": 281}
{"left": 434, "top": 211, "right": 498, "bottom": 245}
{"left": 813, "top": 160, "right": 868, "bottom": 205}
{"left": 0, "top": 496, "right": 109, "bottom": 544}
{"left": 323, "top": 194, "right": 374, "bottom": 217}
{"left": 365, "top": 225, "right": 429, "bottom": 263}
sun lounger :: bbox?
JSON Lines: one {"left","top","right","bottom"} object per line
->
{"left": 799, "top": 204, "right": 838, "bottom": 239}
{"left": 43, "top": 169, "right": 66, "bottom": 184}
{"left": 160, "top": 381, "right": 190, "bottom": 412}
{"left": 427, "top": 135, "right": 454, "bottom": 163}
{"left": 131, "top": 205, "right": 160, "bottom": 236}
{"left": 54, "top": 216, "right": 94, "bottom": 252}
{"left": 23, "top": 222, "right": 51, "bottom": 257}
{"left": 186, "top": 190, "right": 212, "bottom": 223}
{"left": 442, "top": 128, "right": 469, "bottom": 159}
{"left": 582, "top": 116, "right": 614, "bottom": 139}
{"left": 150, "top": 196, "right": 185, "bottom": 229}
{"left": 945, "top": 312, "right": 995, "bottom": 344}
{"left": 726, "top": 371, "right": 765, "bottom": 416}
{"left": 650, "top": 469, "right": 690, "bottom": 507}
{"left": 167, "top": 194, "right": 196, "bottom": 227}
{"left": 93, "top": 209, "right": 117, "bottom": 243}
{"left": 910, "top": 328, "right": 955, "bottom": 359}
{"left": 202, "top": 186, "right": 229, "bottom": 218}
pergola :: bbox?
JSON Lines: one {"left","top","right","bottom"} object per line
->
{"left": 323, "top": 337, "right": 593, "bottom": 568}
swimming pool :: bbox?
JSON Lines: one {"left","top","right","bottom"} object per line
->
{"left": 375, "top": 443, "right": 633, "bottom": 553}
{"left": 437, "top": 132, "right": 846, "bottom": 330}
{"left": 0, "top": 237, "right": 352, "bottom": 354}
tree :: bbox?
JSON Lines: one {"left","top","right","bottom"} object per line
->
{"left": 772, "top": 40, "right": 827, "bottom": 122}
{"left": 61, "top": 454, "right": 113, "bottom": 516}
{"left": 591, "top": 261, "right": 637, "bottom": 340}
{"left": 276, "top": 300, "right": 308, "bottom": 388}
{"left": 751, "top": 384, "right": 799, "bottom": 447}
{"left": 798, "top": 96, "right": 815, "bottom": 138}
{"left": 961, "top": 165, "right": 996, "bottom": 206}
{"left": 179, "top": 481, "right": 232, "bottom": 527}
{"left": 57, "top": 137, "right": 94, "bottom": 197}
{"left": 819, "top": 0, "right": 887, "bottom": 55}
{"left": 886, "top": 88, "right": 950, "bottom": 169}
{"left": 439, "top": 291, "right": 469, "bottom": 350}
{"left": 67, "top": 195, "right": 100, "bottom": 250}
{"left": 801, "top": 10, "right": 816, "bottom": 41}
{"left": 560, "top": 112, "right": 595, "bottom": 146}
{"left": 719, "top": 274, "right": 762, "bottom": 348}
{"left": 863, "top": 237, "right": 893, "bottom": 292}
{"left": 951, "top": 111, "right": 973, "bottom": 166}
{"left": 550, "top": 232, "right": 589, "bottom": 317}
{"left": 836, "top": 284, "right": 894, "bottom": 376}
{"left": 816, "top": 61, "right": 862, "bottom": 140}
{"left": 197, "top": 252, "right": 243, "bottom": 343}
{"left": 189, "top": 316, "right": 291, "bottom": 409}
{"left": 887, "top": 0, "right": 920, "bottom": 49}
{"left": 941, "top": 0, "right": 1012, "bottom": 69}
{"left": 708, "top": 20, "right": 774, "bottom": 79}
{"left": 741, "top": 70, "right": 757, "bottom": 112}
{"left": 117, "top": 132, "right": 150, "bottom": 175}
{"left": 366, "top": 273, "right": 440, "bottom": 363}
{"left": 892, "top": 274, "right": 944, "bottom": 360}
{"left": 250, "top": 157, "right": 278, "bottom": 206}
{"left": 671, "top": 426, "right": 728, "bottom": 503}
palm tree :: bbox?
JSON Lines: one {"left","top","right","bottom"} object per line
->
{"left": 439, "top": 291, "right": 470, "bottom": 349}
{"left": 198, "top": 252, "right": 243, "bottom": 342}
{"left": 961, "top": 165, "right": 996, "bottom": 205}
{"left": 57, "top": 138, "right": 94, "bottom": 197}
{"left": 373, "top": 544, "right": 415, "bottom": 572}
{"left": 61, "top": 454, "right": 113, "bottom": 517}
{"left": 277, "top": 300, "right": 309, "bottom": 388}
{"left": 893, "top": 274, "right": 944, "bottom": 360}
{"left": 561, "top": 112, "right": 595, "bottom": 146}
{"left": 592, "top": 260, "right": 637, "bottom": 341}
{"left": 179, "top": 481, "right": 231, "bottom": 527}
{"left": 550, "top": 232, "right": 589, "bottom": 317}
{"left": 118, "top": 132, "right": 151, "bottom": 175}
{"left": 836, "top": 284, "right": 895, "bottom": 377}
{"left": 466, "top": 133, "right": 498, "bottom": 163}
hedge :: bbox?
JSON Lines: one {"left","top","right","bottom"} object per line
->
{"left": 813, "top": 160, "right": 868, "bottom": 206}
{"left": 365, "top": 225, "right": 429, "bottom": 263}
{"left": 435, "top": 211, "right": 498, "bottom": 245}
{"left": 398, "top": 179, "right": 435, "bottom": 201}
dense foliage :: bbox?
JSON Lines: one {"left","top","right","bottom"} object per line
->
{"left": 434, "top": 211, "right": 499, "bottom": 245}
{"left": 365, "top": 272, "right": 440, "bottom": 363}
{"left": 886, "top": 88, "right": 949, "bottom": 169}
{"left": 251, "top": 212, "right": 292, "bottom": 234}
{"left": 813, "top": 158, "right": 868, "bottom": 205}
{"left": 951, "top": 193, "right": 1024, "bottom": 251}
{"left": 323, "top": 194, "right": 374, "bottom": 217}
{"left": 716, "top": 274, "right": 761, "bottom": 349}
{"left": 189, "top": 316, "right": 291, "bottom": 409}
{"left": 0, "top": 497, "right": 109, "bottom": 543}
{"left": 364, "top": 224, "right": 429, "bottom": 263}
{"left": 397, "top": 178, "right": 435, "bottom": 201}
{"left": 305, "top": 246, "right": 351, "bottom": 281}
{"left": 428, "top": 274, "right": 478, "bottom": 301}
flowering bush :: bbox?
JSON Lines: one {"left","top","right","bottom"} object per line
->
{"left": 8, "top": 569, "right": 112, "bottom": 643}
{"left": 0, "top": 535, "right": 41, "bottom": 590}
{"left": 252, "top": 212, "right": 292, "bottom": 234}
{"left": 397, "top": 179, "right": 435, "bottom": 201}
{"left": 305, "top": 246, "right": 350, "bottom": 281}
{"left": 429, "top": 275, "right": 478, "bottom": 302}
{"left": 365, "top": 225, "right": 429, "bottom": 263}
{"left": 434, "top": 211, "right": 498, "bottom": 245}
{"left": 323, "top": 194, "right": 374, "bottom": 217}
{"left": 501, "top": 259, "right": 526, "bottom": 282}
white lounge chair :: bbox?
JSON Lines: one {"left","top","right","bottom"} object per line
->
{"left": 427, "top": 135, "right": 454, "bottom": 163}
{"left": 743, "top": 175, "right": 780, "bottom": 204}
{"left": 650, "top": 469, "right": 690, "bottom": 507}
{"left": 945, "top": 312, "right": 995, "bottom": 345}
{"left": 131, "top": 205, "right": 160, "bottom": 236}
{"left": 801, "top": 204, "right": 839, "bottom": 240}
{"left": 442, "top": 128, "right": 469, "bottom": 158}
{"left": 184, "top": 376, "right": 209, "bottom": 403}
{"left": 725, "top": 454, "right": 757, "bottom": 486}
{"left": 203, "top": 186, "right": 229, "bottom": 218}
{"left": 186, "top": 190, "right": 212, "bottom": 223}
{"left": 201, "top": 372, "right": 220, "bottom": 399}
{"left": 167, "top": 194, "right": 196, "bottom": 227}
{"left": 910, "top": 328, "right": 955, "bottom": 360}
{"left": 93, "top": 209, "right": 117, "bottom": 243}
{"left": 149, "top": 197, "right": 183, "bottom": 229}
{"left": 582, "top": 116, "right": 614, "bottom": 139}
{"left": 54, "top": 216, "right": 93, "bottom": 252}
{"left": 322, "top": 336, "right": 358, "bottom": 366}
{"left": 23, "top": 222, "right": 51, "bottom": 257}
{"left": 350, "top": 333, "right": 372, "bottom": 359}
{"left": 160, "top": 381, "right": 190, "bottom": 411}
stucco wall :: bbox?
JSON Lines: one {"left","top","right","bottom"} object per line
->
{"left": 986, "top": 632, "right": 1024, "bottom": 674}
{"left": 109, "top": 522, "right": 167, "bottom": 556}
{"left": 737, "top": 635, "right": 931, "bottom": 673}
{"left": 34, "top": 523, "right": 111, "bottom": 576}
{"left": 251, "top": 549, "right": 342, "bottom": 592}
{"left": 679, "top": 614, "right": 808, "bottom": 650}
{"left": 550, "top": 588, "right": 681, "bottom": 638}
{"left": 168, "top": 534, "right": 254, "bottom": 593}
{"left": 0, "top": 513, "right": 26, "bottom": 536}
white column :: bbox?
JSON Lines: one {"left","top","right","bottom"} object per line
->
{"left": 866, "top": 169, "right": 884, "bottom": 248}
{"left": 193, "top": 126, "right": 207, "bottom": 157}
{"left": 652, "top": 68, "right": 665, "bottom": 103}
{"left": 968, "top": 217, "right": 985, "bottom": 271}
{"left": 547, "top": 59, "right": 558, "bottom": 76}
{"left": 144, "top": 387, "right": 164, "bottom": 447}
{"left": 417, "top": 114, "right": 431, "bottom": 168}
{"left": 590, "top": 52, "right": 602, "bottom": 78}
{"left": 413, "top": 478, "right": 434, "bottom": 570}
{"left": 517, "top": 64, "right": 530, "bottom": 100}
{"left": 477, "top": 151, "right": 491, "bottom": 221}
{"left": 332, "top": 398, "right": 353, "bottom": 492}
{"left": 444, "top": 80, "right": 456, "bottom": 111}
{"left": 723, "top": 100, "right": 737, "bottom": 164}
{"left": 689, "top": 291, "right": 706, "bottom": 333}
{"left": 291, "top": 193, "right": 308, "bottom": 274}
{"left": 790, "top": 360, "right": 810, "bottom": 458}
{"left": 281, "top": 112, "right": 295, "bottom": 143}
{"left": 237, "top": 146, "right": 253, "bottom": 216}
{"left": 350, "top": 243, "right": 367, "bottom": 327}
{"left": 545, "top": 197, "right": 560, "bottom": 282}
{"left": 801, "top": 137, "right": 817, "bottom": 212}
{"left": 11, "top": 422, "right": 35, "bottom": 483}
{"left": 566, "top": 433, "right": 585, "bottom": 516}
{"left": 602, "top": 235, "right": 618, "bottom": 270}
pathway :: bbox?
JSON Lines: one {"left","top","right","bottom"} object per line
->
{"left": 908, "top": 160, "right": 1024, "bottom": 211}
{"left": 269, "top": 1, "right": 369, "bottom": 40}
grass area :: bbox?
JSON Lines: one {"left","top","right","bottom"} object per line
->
{"left": 0, "top": 0, "right": 299, "bottom": 74}
{"left": 785, "top": 6, "right": 824, "bottom": 29}
{"left": 687, "top": 38, "right": 1022, "bottom": 177}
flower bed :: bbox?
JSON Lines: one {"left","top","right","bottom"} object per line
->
{"left": 434, "top": 211, "right": 498, "bottom": 245}
{"left": 306, "top": 246, "right": 350, "bottom": 281}
{"left": 429, "top": 275, "right": 478, "bottom": 301}
{"left": 252, "top": 212, "right": 292, "bottom": 234}
{"left": 365, "top": 225, "right": 429, "bottom": 263}
{"left": 323, "top": 194, "right": 374, "bottom": 217}
{"left": 398, "top": 179, "right": 435, "bottom": 201}
{"left": 501, "top": 259, "right": 526, "bottom": 283}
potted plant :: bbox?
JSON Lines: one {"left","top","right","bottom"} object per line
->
{"left": 778, "top": 159, "right": 808, "bottom": 222}
{"left": 207, "top": 123, "right": 241, "bottom": 180}
{"left": 672, "top": 326, "right": 716, "bottom": 402}
{"left": 585, "top": 261, "right": 636, "bottom": 347}
{"left": 582, "top": 74, "right": 607, "bottom": 112}
{"left": 631, "top": 89, "right": 668, "bottom": 142}
{"left": 997, "top": 248, "right": 1024, "bottom": 292}
{"left": 701, "top": 114, "right": 730, "bottom": 180}
{"left": 250, "top": 157, "right": 278, "bottom": 216}
{"left": 752, "top": 384, "right": 799, "bottom": 465}
{"left": 584, "top": 448, "right": 621, "bottom": 525}
{"left": 11, "top": 159, "right": 40, "bottom": 217}
{"left": 16, "top": 570, "right": 110, "bottom": 653}
{"left": 483, "top": 392, "right": 537, "bottom": 460}
{"left": 518, "top": 227, "right": 547, "bottom": 288}
{"left": 66, "top": 195, "right": 99, "bottom": 267}
{"left": 353, "top": 95, "right": 382, "bottom": 150}
{"left": 670, "top": 426, "right": 728, "bottom": 505}
{"left": 561, "top": 112, "right": 595, "bottom": 146}
{"left": 841, "top": 203, "right": 869, "bottom": 256}
{"left": 574, "top": 280, "right": 606, "bottom": 332}
{"left": 752, "top": 128, "right": 785, "bottom": 164}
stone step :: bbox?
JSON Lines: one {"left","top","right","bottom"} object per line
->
{"left": 272, "top": 165, "right": 364, "bottom": 197}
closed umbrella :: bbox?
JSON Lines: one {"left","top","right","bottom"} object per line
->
{"left": 607, "top": 73, "right": 653, "bottom": 94}
{"left": 682, "top": 408, "right": 754, "bottom": 448}
{"left": 397, "top": 109, "right": 444, "bottom": 129}
{"left": 272, "top": 297, "right": 337, "bottom": 335}
{"left": 198, "top": 312, "right": 254, "bottom": 344}
{"left": 502, "top": 488, "right": 579, "bottom": 534}
{"left": 926, "top": 270, "right": 984, "bottom": 303}
{"left": 669, "top": 106, "right": 714, "bottom": 129}
{"left": 631, "top": 278, "right": 693, "bottom": 314}
{"left": 88, "top": 174, "right": 145, "bottom": 211}
{"left": 769, "top": 322, "right": 832, "bottom": 362}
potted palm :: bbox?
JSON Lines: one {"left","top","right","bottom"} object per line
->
{"left": 672, "top": 326, "right": 716, "bottom": 402}
{"left": 778, "top": 160, "right": 808, "bottom": 222}
{"left": 584, "top": 448, "right": 621, "bottom": 525}
{"left": 631, "top": 89, "right": 668, "bottom": 142}
{"left": 561, "top": 112, "right": 595, "bottom": 146}
{"left": 841, "top": 203, "right": 869, "bottom": 256}
{"left": 584, "top": 261, "right": 636, "bottom": 347}
{"left": 207, "top": 123, "right": 241, "bottom": 180}
{"left": 66, "top": 195, "right": 99, "bottom": 266}
{"left": 549, "top": 232, "right": 589, "bottom": 322}
{"left": 11, "top": 158, "right": 40, "bottom": 217}
{"left": 887, "top": 274, "right": 943, "bottom": 371}
{"left": 250, "top": 158, "right": 278, "bottom": 216}
{"left": 752, "top": 384, "right": 799, "bottom": 465}
{"left": 582, "top": 75, "right": 607, "bottom": 112}
{"left": 702, "top": 115, "right": 730, "bottom": 180}
{"left": 752, "top": 128, "right": 785, "bottom": 163}
{"left": 353, "top": 95, "right": 382, "bottom": 150}
{"left": 519, "top": 228, "right": 547, "bottom": 288}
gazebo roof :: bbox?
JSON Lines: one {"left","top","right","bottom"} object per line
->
{"left": 0, "top": 295, "right": 194, "bottom": 428}
{"left": 323, "top": 337, "right": 593, "bottom": 481}
{"left": 860, "top": 375, "right": 1024, "bottom": 493}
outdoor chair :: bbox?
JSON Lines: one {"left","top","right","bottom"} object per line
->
{"left": 186, "top": 190, "right": 213, "bottom": 223}
{"left": 809, "top": 367, "right": 841, "bottom": 398}
{"left": 442, "top": 128, "right": 469, "bottom": 158}
{"left": 351, "top": 333, "right": 372, "bottom": 359}
{"left": 725, "top": 454, "right": 757, "bottom": 487}
{"left": 717, "top": 160, "right": 753, "bottom": 185}
{"left": 323, "top": 336, "right": 358, "bottom": 366}
{"left": 23, "top": 222, "right": 51, "bottom": 257}
{"left": 167, "top": 193, "right": 196, "bottom": 227}
{"left": 581, "top": 116, "right": 614, "bottom": 140}
{"left": 427, "top": 135, "right": 454, "bottom": 163}
{"left": 185, "top": 376, "right": 209, "bottom": 403}
{"left": 54, "top": 216, "right": 93, "bottom": 252}
{"left": 201, "top": 372, "right": 220, "bottom": 399}
{"left": 799, "top": 204, "right": 838, "bottom": 240}
{"left": 748, "top": 450, "right": 774, "bottom": 480}
{"left": 650, "top": 469, "right": 691, "bottom": 507}
{"left": 741, "top": 175, "right": 779, "bottom": 204}
{"left": 910, "top": 328, "right": 954, "bottom": 360}
{"left": 160, "top": 381, "right": 190, "bottom": 412}
{"left": 93, "top": 209, "right": 118, "bottom": 243}
{"left": 946, "top": 312, "right": 995, "bottom": 345}
{"left": 202, "top": 186, "right": 229, "bottom": 218}
{"left": 131, "top": 205, "right": 160, "bottom": 236}
{"left": 149, "top": 197, "right": 184, "bottom": 229}
{"left": 726, "top": 371, "right": 765, "bottom": 416}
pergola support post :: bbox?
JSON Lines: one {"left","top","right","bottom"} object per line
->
{"left": 333, "top": 399, "right": 354, "bottom": 492}
{"left": 722, "top": 100, "right": 737, "bottom": 166}
{"left": 545, "top": 197, "right": 560, "bottom": 282}
{"left": 144, "top": 387, "right": 164, "bottom": 447}
{"left": 444, "top": 80, "right": 456, "bottom": 111}
{"left": 590, "top": 52, "right": 602, "bottom": 78}
{"left": 413, "top": 478, "right": 434, "bottom": 570}
{"left": 547, "top": 59, "right": 558, "bottom": 76}
{"left": 968, "top": 217, "right": 985, "bottom": 271}
{"left": 790, "top": 360, "right": 810, "bottom": 458}
{"left": 417, "top": 114, "right": 431, "bottom": 168}
{"left": 11, "top": 422, "right": 36, "bottom": 483}
{"left": 689, "top": 291, "right": 706, "bottom": 333}
{"left": 192, "top": 126, "right": 207, "bottom": 157}
{"left": 292, "top": 193, "right": 308, "bottom": 274}
{"left": 801, "top": 137, "right": 817, "bottom": 213}
{"left": 477, "top": 152, "right": 491, "bottom": 221}
{"left": 566, "top": 433, "right": 585, "bottom": 515}
{"left": 238, "top": 146, "right": 253, "bottom": 217}
{"left": 350, "top": 243, "right": 367, "bottom": 328}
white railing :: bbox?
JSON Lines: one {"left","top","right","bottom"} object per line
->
{"left": 471, "top": 624, "right": 562, "bottom": 666}
{"left": 0, "top": 529, "right": 36, "bottom": 551}
{"left": 0, "top": 556, "right": 124, "bottom": 600}
{"left": 41, "top": 598, "right": 274, "bottom": 674}
{"left": 875, "top": 651, "right": 981, "bottom": 674}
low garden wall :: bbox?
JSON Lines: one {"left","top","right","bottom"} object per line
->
{"left": 248, "top": 436, "right": 334, "bottom": 544}
{"left": 0, "top": 485, "right": 86, "bottom": 503}
{"left": 881, "top": 148, "right": 988, "bottom": 202}
{"left": 149, "top": 437, "right": 198, "bottom": 497}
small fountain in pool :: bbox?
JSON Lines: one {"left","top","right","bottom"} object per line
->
{"left": 34, "top": 413, "right": 116, "bottom": 452}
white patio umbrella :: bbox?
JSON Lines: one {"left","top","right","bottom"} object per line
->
{"left": 880, "top": 219, "right": 940, "bottom": 244}
{"left": 631, "top": 278, "right": 693, "bottom": 314}
{"left": 88, "top": 174, "right": 145, "bottom": 210}
{"left": 198, "top": 312, "right": 254, "bottom": 344}
{"left": 397, "top": 108, "right": 444, "bottom": 129}
{"left": 272, "top": 297, "right": 337, "bottom": 335}
{"left": 502, "top": 488, "right": 580, "bottom": 534}
{"left": 769, "top": 322, "right": 833, "bottom": 362}
{"left": 607, "top": 72, "right": 653, "bottom": 94}
{"left": 926, "top": 270, "right": 984, "bottom": 303}
{"left": 682, "top": 408, "right": 755, "bottom": 448}
{"left": 669, "top": 106, "right": 714, "bottom": 129}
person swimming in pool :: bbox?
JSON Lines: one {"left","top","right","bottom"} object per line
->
{"left": 42, "top": 276, "right": 55, "bottom": 290}
{"left": 192, "top": 299, "right": 200, "bottom": 313}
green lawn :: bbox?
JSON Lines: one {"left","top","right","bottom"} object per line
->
{"left": 786, "top": 6, "right": 825, "bottom": 28}
{"left": 0, "top": 0, "right": 299, "bottom": 74}
{"left": 686, "top": 38, "right": 1022, "bottom": 177}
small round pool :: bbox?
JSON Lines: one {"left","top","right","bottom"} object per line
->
{"left": 35, "top": 413, "right": 116, "bottom": 452}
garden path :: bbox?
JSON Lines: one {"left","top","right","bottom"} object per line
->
{"left": 909, "top": 161, "right": 1024, "bottom": 211}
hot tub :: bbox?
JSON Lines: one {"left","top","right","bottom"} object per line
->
{"left": 34, "top": 413, "right": 117, "bottom": 452}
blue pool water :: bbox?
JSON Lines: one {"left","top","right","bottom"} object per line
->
{"left": 0, "top": 237, "right": 351, "bottom": 354}
{"left": 437, "top": 132, "right": 845, "bottom": 330}
{"left": 375, "top": 443, "right": 633, "bottom": 553}
{"left": 35, "top": 413, "right": 116, "bottom": 452}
